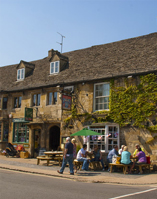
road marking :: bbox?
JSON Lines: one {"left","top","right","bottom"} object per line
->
{"left": 109, "top": 187, "right": 157, "bottom": 199}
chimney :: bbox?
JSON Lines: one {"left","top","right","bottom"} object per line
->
{"left": 48, "top": 49, "right": 55, "bottom": 58}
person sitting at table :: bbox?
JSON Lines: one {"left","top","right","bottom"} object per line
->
{"left": 107, "top": 145, "right": 118, "bottom": 172}
{"left": 91, "top": 145, "right": 105, "bottom": 171}
{"left": 121, "top": 146, "right": 134, "bottom": 174}
{"left": 77, "top": 144, "right": 90, "bottom": 171}
{"left": 132, "top": 147, "right": 147, "bottom": 174}
{"left": 135, "top": 147, "right": 147, "bottom": 163}
{"left": 133, "top": 144, "right": 145, "bottom": 156}
{"left": 107, "top": 145, "right": 118, "bottom": 164}
{"left": 118, "top": 145, "right": 125, "bottom": 155}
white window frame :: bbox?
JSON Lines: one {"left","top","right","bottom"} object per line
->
{"left": 85, "top": 124, "right": 119, "bottom": 153}
{"left": 17, "top": 68, "right": 25, "bottom": 80}
{"left": 50, "top": 61, "right": 60, "bottom": 74}
{"left": 47, "top": 92, "right": 58, "bottom": 105}
{"left": 93, "top": 82, "right": 110, "bottom": 111}
{"left": 32, "top": 94, "right": 41, "bottom": 106}
{"left": 13, "top": 96, "right": 22, "bottom": 109}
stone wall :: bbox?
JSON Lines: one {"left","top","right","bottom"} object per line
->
{"left": 120, "top": 126, "right": 157, "bottom": 164}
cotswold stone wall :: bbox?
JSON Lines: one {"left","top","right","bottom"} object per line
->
{"left": 120, "top": 127, "right": 157, "bottom": 164}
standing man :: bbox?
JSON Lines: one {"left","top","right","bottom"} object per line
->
{"left": 77, "top": 144, "right": 90, "bottom": 171}
{"left": 57, "top": 137, "right": 74, "bottom": 175}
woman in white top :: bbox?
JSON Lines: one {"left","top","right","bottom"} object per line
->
{"left": 118, "top": 145, "right": 125, "bottom": 155}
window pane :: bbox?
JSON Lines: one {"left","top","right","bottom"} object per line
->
{"left": 55, "top": 62, "right": 59, "bottom": 73}
{"left": 96, "top": 104, "right": 98, "bottom": 110}
{"left": 53, "top": 92, "right": 57, "bottom": 104}
{"left": 33, "top": 95, "right": 36, "bottom": 106}
{"left": 19, "top": 97, "right": 22, "bottom": 108}
{"left": 48, "top": 92, "right": 52, "bottom": 105}
{"left": 3, "top": 97, "right": 8, "bottom": 109}
{"left": 14, "top": 97, "right": 18, "bottom": 108}
{"left": 37, "top": 94, "right": 40, "bottom": 106}
{"left": 51, "top": 63, "right": 54, "bottom": 73}
{"left": 17, "top": 70, "right": 20, "bottom": 79}
{"left": 104, "top": 103, "right": 109, "bottom": 109}
{"left": 21, "top": 69, "right": 24, "bottom": 79}
{"left": 100, "top": 98, "right": 103, "bottom": 103}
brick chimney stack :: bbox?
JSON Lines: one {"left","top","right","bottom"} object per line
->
{"left": 48, "top": 49, "right": 55, "bottom": 58}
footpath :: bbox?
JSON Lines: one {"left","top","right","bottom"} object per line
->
{"left": 0, "top": 155, "right": 157, "bottom": 185}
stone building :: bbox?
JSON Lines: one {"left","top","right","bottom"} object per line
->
{"left": 0, "top": 33, "right": 157, "bottom": 164}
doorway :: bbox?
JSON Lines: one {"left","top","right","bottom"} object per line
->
{"left": 49, "top": 126, "right": 60, "bottom": 151}
{"left": 33, "top": 129, "right": 41, "bottom": 157}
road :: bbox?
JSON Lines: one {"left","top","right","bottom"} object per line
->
{"left": 0, "top": 169, "right": 157, "bottom": 199}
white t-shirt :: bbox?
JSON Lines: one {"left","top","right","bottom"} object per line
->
{"left": 77, "top": 148, "right": 86, "bottom": 159}
{"left": 118, "top": 148, "right": 123, "bottom": 155}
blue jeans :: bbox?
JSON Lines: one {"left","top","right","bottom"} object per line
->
{"left": 91, "top": 157, "right": 105, "bottom": 169}
{"left": 60, "top": 154, "right": 74, "bottom": 174}
{"left": 77, "top": 158, "right": 90, "bottom": 170}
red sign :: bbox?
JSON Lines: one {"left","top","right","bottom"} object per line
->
{"left": 62, "top": 95, "right": 72, "bottom": 110}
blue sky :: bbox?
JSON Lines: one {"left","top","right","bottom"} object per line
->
{"left": 0, "top": 0, "right": 156, "bottom": 67}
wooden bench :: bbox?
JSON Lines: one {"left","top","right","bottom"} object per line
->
{"left": 73, "top": 159, "right": 83, "bottom": 170}
{"left": 90, "top": 161, "right": 102, "bottom": 170}
{"left": 109, "top": 163, "right": 150, "bottom": 174}
{"left": 37, "top": 156, "right": 53, "bottom": 166}
{"left": 52, "top": 156, "right": 63, "bottom": 167}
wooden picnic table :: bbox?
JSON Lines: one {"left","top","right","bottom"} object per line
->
{"left": 44, "top": 151, "right": 63, "bottom": 157}
{"left": 44, "top": 151, "right": 63, "bottom": 166}
{"left": 37, "top": 151, "right": 63, "bottom": 166}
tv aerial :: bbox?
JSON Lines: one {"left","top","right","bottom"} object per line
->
{"left": 57, "top": 32, "right": 65, "bottom": 53}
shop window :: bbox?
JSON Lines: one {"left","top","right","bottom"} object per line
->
{"left": 0, "top": 122, "right": 2, "bottom": 141}
{"left": 32, "top": 94, "right": 40, "bottom": 106}
{"left": 13, "top": 122, "right": 29, "bottom": 143}
{"left": 14, "top": 96, "right": 22, "bottom": 108}
{"left": 94, "top": 82, "right": 110, "bottom": 111}
{"left": 3, "top": 121, "right": 9, "bottom": 142}
{"left": 47, "top": 92, "right": 57, "bottom": 105}
{"left": 85, "top": 125, "right": 119, "bottom": 152}
{"left": 2, "top": 97, "right": 8, "bottom": 109}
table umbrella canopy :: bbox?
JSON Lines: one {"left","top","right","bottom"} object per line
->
{"left": 70, "top": 129, "right": 101, "bottom": 136}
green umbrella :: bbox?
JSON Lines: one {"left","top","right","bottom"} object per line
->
{"left": 70, "top": 129, "right": 101, "bottom": 136}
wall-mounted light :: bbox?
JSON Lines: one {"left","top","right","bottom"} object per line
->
{"left": 127, "top": 75, "right": 132, "bottom": 78}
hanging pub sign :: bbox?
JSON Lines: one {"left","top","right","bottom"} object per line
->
{"left": 25, "top": 108, "right": 33, "bottom": 121}
{"left": 62, "top": 95, "right": 72, "bottom": 110}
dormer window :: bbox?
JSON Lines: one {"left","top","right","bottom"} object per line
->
{"left": 50, "top": 61, "right": 59, "bottom": 74}
{"left": 17, "top": 68, "right": 25, "bottom": 80}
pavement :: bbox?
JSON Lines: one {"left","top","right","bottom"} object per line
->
{"left": 0, "top": 155, "right": 157, "bottom": 185}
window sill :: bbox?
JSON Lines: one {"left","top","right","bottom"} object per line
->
{"left": 46, "top": 104, "right": 58, "bottom": 106}
{"left": 13, "top": 108, "right": 21, "bottom": 110}
{"left": 16, "top": 79, "right": 24, "bottom": 82}
{"left": 49, "top": 73, "right": 59, "bottom": 76}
